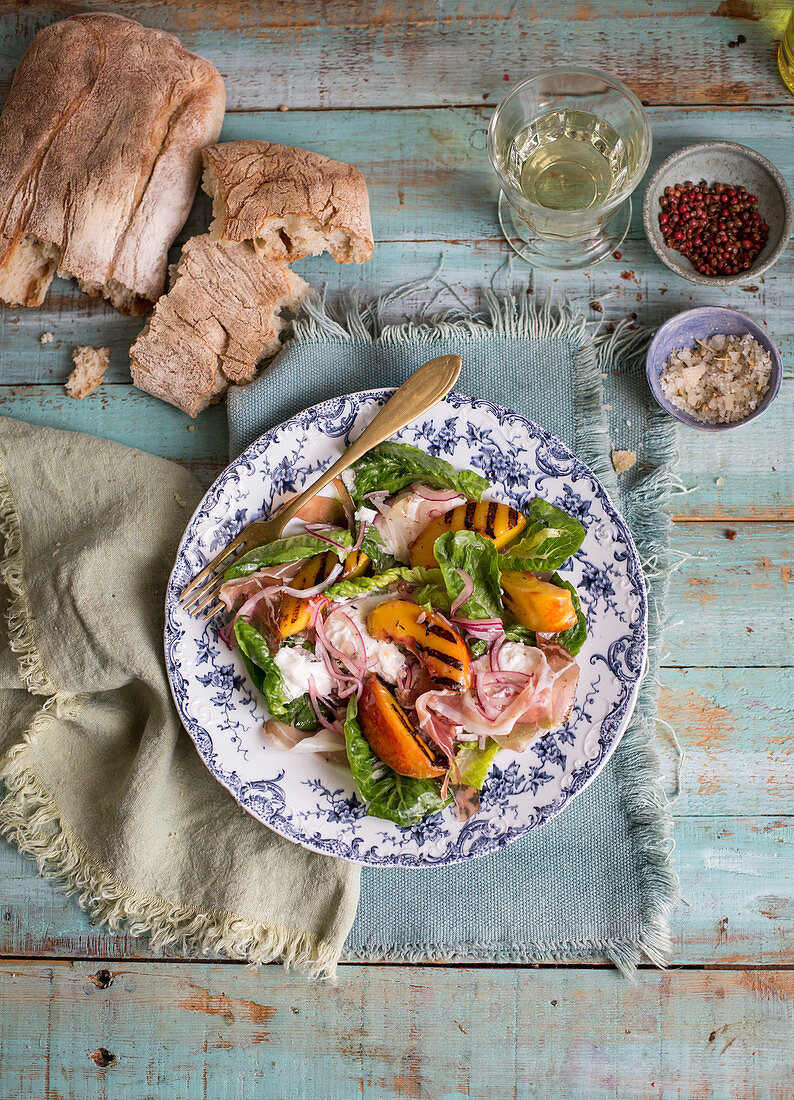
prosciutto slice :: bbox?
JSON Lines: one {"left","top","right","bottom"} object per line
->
{"left": 415, "top": 640, "right": 579, "bottom": 753}
{"left": 217, "top": 561, "right": 301, "bottom": 614}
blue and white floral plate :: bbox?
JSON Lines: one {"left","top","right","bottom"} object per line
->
{"left": 165, "top": 391, "right": 647, "bottom": 867}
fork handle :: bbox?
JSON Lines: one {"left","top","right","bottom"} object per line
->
{"left": 274, "top": 354, "right": 463, "bottom": 530}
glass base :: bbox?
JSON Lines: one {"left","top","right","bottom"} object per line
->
{"left": 497, "top": 191, "right": 631, "bottom": 270}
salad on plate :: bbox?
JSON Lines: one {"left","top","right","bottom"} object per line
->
{"left": 217, "top": 441, "right": 587, "bottom": 826}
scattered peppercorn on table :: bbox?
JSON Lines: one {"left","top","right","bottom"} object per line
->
{"left": 0, "top": 3, "right": 792, "bottom": 1097}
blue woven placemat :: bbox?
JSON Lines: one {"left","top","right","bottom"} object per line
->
{"left": 228, "top": 294, "right": 679, "bottom": 973}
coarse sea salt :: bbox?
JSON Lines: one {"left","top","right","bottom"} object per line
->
{"left": 659, "top": 333, "right": 772, "bottom": 425}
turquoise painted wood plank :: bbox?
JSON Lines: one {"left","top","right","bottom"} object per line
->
{"left": 0, "top": 961, "right": 792, "bottom": 1100}
{"left": 2, "top": 2, "right": 792, "bottom": 108}
{"left": 659, "top": 668, "right": 794, "bottom": 816}
{"left": 666, "top": 521, "right": 793, "bottom": 668}
{"left": 0, "top": 386, "right": 227, "bottom": 486}
{"left": 3, "top": 236, "right": 792, "bottom": 389}
{"left": 0, "top": 813, "right": 790, "bottom": 965}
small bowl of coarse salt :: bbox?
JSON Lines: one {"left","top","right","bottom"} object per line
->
{"left": 646, "top": 306, "right": 782, "bottom": 432}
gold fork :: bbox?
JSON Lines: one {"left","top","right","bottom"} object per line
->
{"left": 180, "top": 354, "right": 463, "bottom": 620}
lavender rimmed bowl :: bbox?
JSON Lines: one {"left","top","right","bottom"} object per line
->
{"left": 646, "top": 306, "right": 783, "bottom": 432}
{"left": 642, "top": 142, "right": 793, "bottom": 287}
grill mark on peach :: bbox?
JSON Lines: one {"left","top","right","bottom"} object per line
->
{"left": 426, "top": 621, "right": 457, "bottom": 644}
{"left": 432, "top": 675, "right": 464, "bottom": 691}
{"left": 416, "top": 642, "right": 465, "bottom": 671}
{"left": 485, "top": 501, "right": 498, "bottom": 536}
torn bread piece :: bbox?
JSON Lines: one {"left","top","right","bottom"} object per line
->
{"left": 66, "top": 346, "right": 110, "bottom": 398}
{"left": 130, "top": 236, "right": 308, "bottom": 417}
{"left": 0, "top": 13, "right": 225, "bottom": 314}
{"left": 611, "top": 449, "right": 637, "bottom": 473}
{"left": 202, "top": 140, "right": 373, "bottom": 264}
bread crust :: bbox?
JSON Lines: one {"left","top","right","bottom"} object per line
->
{"left": 202, "top": 140, "right": 374, "bottom": 263}
{"left": 0, "top": 13, "right": 225, "bottom": 313}
{"left": 130, "top": 236, "right": 309, "bottom": 417}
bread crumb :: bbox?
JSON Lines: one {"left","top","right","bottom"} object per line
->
{"left": 187, "top": 424, "right": 197, "bottom": 432}
{"left": 725, "top": 528, "right": 737, "bottom": 541}
{"left": 40, "top": 331, "right": 53, "bottom": 344}
{"left": 611, "top": 449, "right": 637, "bottom": 473}
{"left": 65, "top": 346, "right": 109, "bottom": 398}
{"left": 278, "top": 104, "right": 289, "bottom": 111}
{"left": 173, "top": 492, "right": 187, "bottom": 508}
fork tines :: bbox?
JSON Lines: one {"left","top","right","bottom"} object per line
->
{"left": 179, "top": 537, "right": 245, "bottom": 617}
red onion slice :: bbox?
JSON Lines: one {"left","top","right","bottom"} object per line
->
{"left": 409, "top": 483, "right": 466, "bottom": 502}
{"left": 281, "top": 561, "right": 343, "bottom": 598}
{"left": 450, "top": 568, "right": 475, "bottom": 615}
{"left": 232, "top": 584, "right": 281, "bottom": 628}
{"left": 451, "top": 616, "right": 504, "bottom": 632}
{"left": 303, "top": 525, "right": 353, "bottom": 553}
{"left": 489, "top": 633, "right": 507, "bottom": 672}
{"left": 307, "top": 674, "right": 341, "bottom": 732}
{"left": 307, "top": 520, "right": 367, "bottom": 556}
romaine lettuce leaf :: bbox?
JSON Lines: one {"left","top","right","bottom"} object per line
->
{"left": 413, "top": 580, "right": 451, "bottom": 613}
{"left": 348, "top": 441, "right": 489, "bottom": 505}
{"left": 503, "top": 624, "right": 536, "bottom": 646}
{"left": 343, "top": 698, "right": 448, "bottom": 825}
{"left": 498, "top": 498, "right": 585, "bottom": 573}
{"left": 433, "top": 530, "right": 504, "bottom": 619}
{"left": 455, "top": 739, "right": 501, "bottom": 790}
{"left": 549, "top": 573, "right": 588, "bottom": 656}
{"left": 234, "top": 619, "right": 318, "bottom": 730}
{"left": 324, "top": 566, "right": 442, "bottom": 602}
{"left": 358, "top": 523, "right": 398, "bottom": 572}
{"left": 223, "top": 530, "right": 354, "bottom": 581}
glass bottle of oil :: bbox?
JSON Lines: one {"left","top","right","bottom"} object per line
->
{"left": 779, "top": 9, "right": 794, "bottom": 94}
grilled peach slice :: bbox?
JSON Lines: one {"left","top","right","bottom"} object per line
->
{"left": 359, "top": 676, "right": 446, "bottom": 779}
{"left": 409, "top": 501, "right": 526, "bottom": 568}
{"left": 341, "top": 548, "right": 370, "bottom": 580}
{"left": 277, "top": 551, "right": 337, "bottom": 638}
{"left": 500, "top": 572, "right": 577, "bottom": 633}
{"left": 367, "top": 599, "right": 472, "bottom": 692}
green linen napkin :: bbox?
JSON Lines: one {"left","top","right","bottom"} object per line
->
{"left": 0, "top": 416, "right": 358, "bottom": 977}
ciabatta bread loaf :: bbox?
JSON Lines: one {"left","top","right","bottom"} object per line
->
{"left": 0, "top": 13, "right": 225, "bottom": 314}
{"left": 202, "top": 140, "right": 373, "bottom": 264}
{"left": 130, "top": 236, "right": 308, "bottom": 417}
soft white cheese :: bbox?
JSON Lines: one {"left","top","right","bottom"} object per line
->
{"left": 324, "top": 605, "right": 407, "bottom": 685}
{"left": 274, "top": 646, "right": 335, "bottom": 702}
{"left": 496, "top": 640, "right": 540, "bottom": 673}
{"left": 354, "top": 505, "right": 378, "bottom": 528}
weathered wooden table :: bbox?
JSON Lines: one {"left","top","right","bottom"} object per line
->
{"left": 0, "top": 3, "right": 792, "bottom": 1097}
